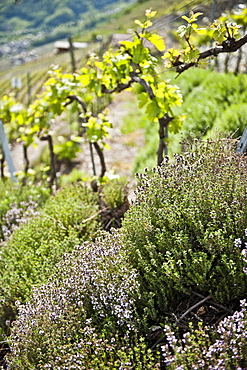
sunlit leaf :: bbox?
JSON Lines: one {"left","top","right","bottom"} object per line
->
{"left": 145, "top": 9, "right": 157, "bottom": 18}
{"left": 146, "top": 33, "right": 165, "bottom": 51}
{"left": 146, "top": 99, "right": 161, "bottom": 121}
{"left": 135, "top": 19, "right": 144, "bottom": 28}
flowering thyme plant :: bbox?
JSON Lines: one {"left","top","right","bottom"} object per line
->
{"left": 122, "top": 139, "right": 247, "bottom": 323}
{"left": 6, "top": 231, "right": 159, "bottom": 369}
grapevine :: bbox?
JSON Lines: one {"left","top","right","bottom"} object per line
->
{"left": 0, "top": 8, "right": 247, "bottom": 185}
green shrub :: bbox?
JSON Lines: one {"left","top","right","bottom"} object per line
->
{"left": 179, "top": 72, "right": 247, "bottom": 138}
{"left": 207, "top": 103, "right": 247, "bottom": 139}
{"left": 5, "top": 140, "right": 247, "bottom": 368}
{"left": 171, "top": 69, "right": 209, "bottom": 98}
{"left": 134, "top": 138, "right": 157, "bottom": 173}
{"left": 6, "top": 232, "right": 159, "bottom": 369}
{"left": 59, "top": 168, "right": 87, "bottom": 186}
{"left": 121, "top": 98, "right": 149, "bottom": 135}
{"left": 122, "top": 139, "right": 247, "bottom": 324}
{"left": 0, "top": 183, "right": 99, "bottom": 301}
{"left": 0, "top": 183, "right": 100, "bottom": 338}
{"left": 101, "top": 177, "right": 128, "bottom": 209}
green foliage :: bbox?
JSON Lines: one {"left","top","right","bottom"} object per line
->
{"left": 9, "top": 326, "right": 159, "bottom": 369}
{"left": 59, "top": 168, "right": 87, "bottom": 186}
{"left": 4, "top": 8, "right": 245, "bottom": 176}
{"left": 179, "top": 71, "right": 247, "bottom": 137}
{"left": 5, "top": 138, "right": 247, "bottom": 369}
{"left": 101, "top": 177, "right": 128, "bottom": 209}
{"left": 163, "top": 9, "right": 242, "bottom": 70}
{"left": 134, "top": 135, "right": 158, "bottom": 173}
{"left": 134, "top": 69, "right": 247, "bottom": 170}
{"left": 122, "top": 139, "right": 247, "bottom": 324}
{"left": 54, "top": 135, "right": 83, "bottom": 161}
{"left": 208, "top": 103, "right": 247, "bottom": 138}
{"left": 121, "top": 97, "right": 148, "bottom": 134}
{"left": 0, "top": 10, "right": 186, "bottom": 175}
{"left": 44, "top": 7, "right": 74, "bottom": 27}
{"left": 0, "top": 183, "right": 100, "bottom": 338}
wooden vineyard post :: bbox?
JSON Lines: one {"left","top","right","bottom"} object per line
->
{"left": 0, "top": 120, "right": 17, "bottom": 182}
{"left": 236, "top": 126, "right": 247, "bottom": 154}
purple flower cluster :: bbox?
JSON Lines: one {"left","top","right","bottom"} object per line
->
{"left": 162, "top": 300, "right": 247, "bottom": 369}
{"left": 1, "top": 197, "right": 40, "bottom": 241}
{"left": 204, "top": 300, "right": 247, "bottom": 368}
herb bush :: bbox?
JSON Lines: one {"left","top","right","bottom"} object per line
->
{"left": 6, "top": 231, "right": 159, "bottom": 369}
{"left": 0, "top": 183, "right": 100, "bottom": 338}
{"left": 5, "top": 140, "right": 247, "bottom": 368}
{"left": 122, "top": 139, "right": 247, "bottom": 323}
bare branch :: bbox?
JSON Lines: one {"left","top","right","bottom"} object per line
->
{"left": 192, "top": 291, "right": 234, "bottom": 314}
{"left": 102, "top": 80, "right": 134, "bottom": 94}
{"left": 81, "top": 207, "right": 109, "bottom": 223}
{"left": 176, "top": 295, "right": 211, "bottom": 324}
{"left": 65, "top": 95, "right": 87, "bottom": 113}
{"left": 176, "top": 33, "right": 247, "bottom": 75}
{"left": 93, "top": 142, "right": 106, "bottom": 178}
{"left": 131, "top": 74, "right": 155, "bottom": 100}
{"left": 157, "top": 115, "right": 173, "bottom": 165}
{"left": 102, "top": 72, "right": 155, "bottom": 99}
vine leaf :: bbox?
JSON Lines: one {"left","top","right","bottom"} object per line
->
{"left": 144, "top": 33, "right": 165, "bottom": 51}
{"left": 146, "top": 99, "right": 161, "bottom": 121}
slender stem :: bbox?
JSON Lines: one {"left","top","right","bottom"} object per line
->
{"left": 40, "top": 135, "right": 58, "bottom": 190}
{"left": 176, "top": 33, "right": 247, "bottom": 74}
{"left": 23, "top": 145, "right": 29, "bottom": 175}
{"left": 68, "top": 36, "right": 76, "bottom": 73}
{"left": 93, "top": 142, "right": 106, "bottom": 178}
{"left": 157, "top": 116, "right": 173, "bottom": 165}
{"left": 89, "top": 142, "right": 96, "bottom": 176}
{"left": 192, "top": 291, "right": 234, "bottom": 314}
{"left": 1, "top": 152, "right": 4, "bottom": 179}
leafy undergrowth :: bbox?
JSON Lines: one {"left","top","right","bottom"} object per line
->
{"left": 0, "top": 183, "right": 100, "bottom": 340}
{"left": 6, "top": 231, "right": 159, "bottom": 370}
{"left": 2, "top": 138, "right": 247, "bottom": 369}
{"left": 0, "top": 178, "right": 129, "bottom": 344}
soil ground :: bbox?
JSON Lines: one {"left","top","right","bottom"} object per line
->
{"left": 9, "top": 90, "right": 145, "bottom": 198}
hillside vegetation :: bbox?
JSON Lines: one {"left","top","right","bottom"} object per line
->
{"left": 0, "top": 0, "right": 134, "bottom": 44}
{"left": 0, "top": 3, "right": 247, "bottom": 369}
{"left": 0, "top": 0, "right": 240, "bottom": 94}
{"left": 1, "top": 138, "right": 247, "bottom": 369}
